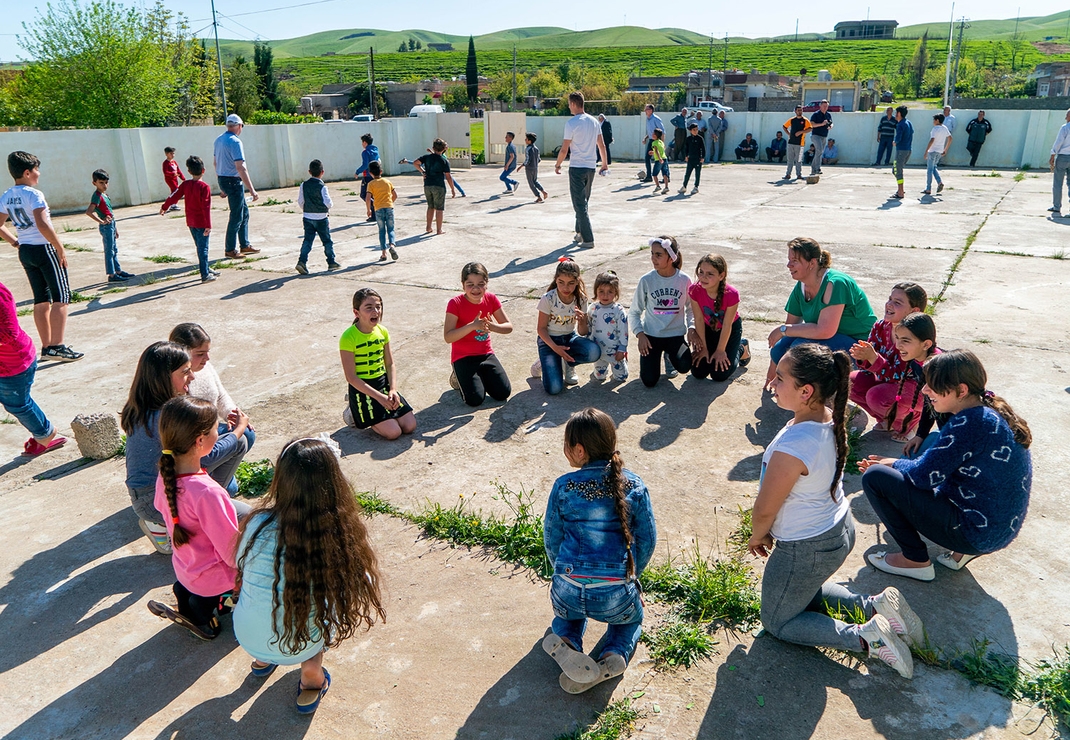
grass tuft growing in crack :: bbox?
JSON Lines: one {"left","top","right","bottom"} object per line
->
{"left": 554, "top": 698, "right": 643, "bottom": 740}
{"left": 640, "top": 543, "right": 760, "bottom": 627}
{"left": 641, "top": 618, "right": 717, "bottom": 668}
{"left": 144, "top": 254, "right": 187, "bottom": 263}
{"left": 235, "top": 459, "right": 274, "bottom": 497}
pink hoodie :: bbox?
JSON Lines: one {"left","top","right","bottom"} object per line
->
{"left": 0, "top": 282, "right": 37, "bottom": 378}
{"left": 155, "top": 471, "right": 239, "bottom": 597}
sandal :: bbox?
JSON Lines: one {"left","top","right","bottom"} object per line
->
{"left": 936, "top": 552, "right": 978, "bottom": 571}
{"left": 558, "top": 652, "right": 627, "bottom": 694}
{"left": 22, "top": 435, "right": 67, "bottom": 457}
{"left": 146, "top": 600, "right": 220, "bottom": 640}
{"left": 296, "top": 668, "right": 331, "bottom": 714}
{"left": 251, "top": 660, "right": 278, "bottom": 678}
{"left": 738, "top": 338, "right": 751, "bottom": 367}
{"left": 542, "top": 633, "right": 599, "bottom": 683}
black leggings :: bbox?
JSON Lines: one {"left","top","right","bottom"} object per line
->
{"left": 453, "top": 353, "right": 511, "bottom": 407}
{"left": 639, "top": 335, "right": 692, "bottom": 387}
{"left": 683, "top": 162, "right": 702, "bottom": 188}
{"left": 691, "top": 318, "right": 742, "bottom": 382}
{"left": 173, "top": 581, "right": 228, "bottom": 629}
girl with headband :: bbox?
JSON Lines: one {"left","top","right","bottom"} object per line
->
{"left": 146, "top": 395, "right": 246, "bottom": 641}
{"left": 628, "top": 236, "right": 697, "bottom": 387}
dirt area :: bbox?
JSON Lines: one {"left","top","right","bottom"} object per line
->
{"left": 0, "top": 161, "right": 1067, "bottom": 739}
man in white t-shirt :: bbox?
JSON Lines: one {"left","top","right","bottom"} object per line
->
{"left": 555, "top": 92, "right": 607, "bottom": 248}
{"left": 923, "top": 113, "right": 953, "bottom": 195}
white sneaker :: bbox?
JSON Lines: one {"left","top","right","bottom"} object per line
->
{"left": 690, "top": 187, "right": 699, "bottom": 195}
{"left": 664, "top": 356, "right": 679, "bottom": 379}
{"left": 677, "top": 186, "right": 686, "bottom": 194}
{"left": 590, "top": 370, "right": 607, "bottom": 383}
{"left": 342, "top": 406, "right": 354, "bottom": 427}
{"left": 530, "top": 360, "right": 542, "bottom": 379}
{"left": 564, "top": 365, "right": 579, "bottom": 386}
{"left": 573, "top": 232, "right": 582, "bottom": 243}
{"left": 139, "top": 519, "right": 172, "bottom": 554}
{"left": 859, "top": 614, "right": 914, "bottom": 679}
{"left": 872, "top": 587, "right": 925, "bottom": 647}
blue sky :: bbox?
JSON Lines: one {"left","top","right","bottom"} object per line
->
{"left": 2, "top": 1, "right": 1068, "bottom": 62}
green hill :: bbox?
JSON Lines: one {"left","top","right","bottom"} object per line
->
{"left": 898, "top": 11, "right": 1070, "bottom": 41}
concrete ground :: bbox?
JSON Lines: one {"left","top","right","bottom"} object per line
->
{"left": 0, "top": 160, "right": 1067, "bottom": 740}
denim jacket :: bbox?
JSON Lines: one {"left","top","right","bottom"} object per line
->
{"left": 544, "top": 461, "right": 657, "bottom": 580}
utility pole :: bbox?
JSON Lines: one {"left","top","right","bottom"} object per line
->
{"left": 723, "top": 32, "right": 729, "bottom": 96}
{"left": 795, "top": 19, "right": 799, "bottom": 43}
{"left": 368, "top": 47, "right": 377, "bottom": 118}
{"left": 707, "top": 34, "right": 714, "bottom": 99}
{"left": 511, "top": 45, "right": 517, "bottom": 111}
{"left": 949, "top": 17, "right": 968, "bottom": 103}
{"left": 943, "top": 3, "right": 955, "bottom": 107}
{"left": 211, "top": 0, "right": 227, "bottom": 115}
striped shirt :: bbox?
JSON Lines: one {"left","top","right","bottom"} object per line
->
{"left": 339, "top": 323, "right": 389, "bottom": 379}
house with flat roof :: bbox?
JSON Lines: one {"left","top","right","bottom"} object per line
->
{"left": 834, "top": 20, "right": 898, "bottom": 40}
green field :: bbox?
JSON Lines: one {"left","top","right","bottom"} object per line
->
{"left": 898, "top": 10, "right": 1070, "bottom": 41}
{"left": 274, "top": 37, "right": 1070, "bottom": 93}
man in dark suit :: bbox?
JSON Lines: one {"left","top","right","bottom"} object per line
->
{"left": 598, "top": 114, "right": 614, "bottom": 165}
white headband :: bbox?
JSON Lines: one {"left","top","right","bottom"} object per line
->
{"left": 648, "top": 237, "right": 677, "bottom": 261}
{"left": 282, "top": 432, "right": 343, "bottom": 461}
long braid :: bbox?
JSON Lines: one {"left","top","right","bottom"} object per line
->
{"left": 605, "top": 450, "right": 634, "bottom": 580}
{"left": 715, "top": 274, "right": 725, "bottom": 317}
{"left": 159, "top": 452, "right": 190, "bottom": 546}
{"left": 898, "top": 377, "right": 925, "bottom": 435}
{"left": 884, "top": 373, "right": 908, "bottom": 434}
{"left": 830, "top": 351, "right": 851, "bottom": 499}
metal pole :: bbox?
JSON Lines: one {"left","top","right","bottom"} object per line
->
{"left": 943, "top": 3, "right": 954, "bottom": 107}
{"left": 511, "top": 45, "right": 517, "bottom": 111}
{"left": 707, "top": 35, "right": 713, "bottom": 99}
{"left": 723, "top": 32, "right": 728, "bottom": 95}
{"left": 211, "top": 0, "right": 227, "bottom": 115}
{"left": 369, "top": 47, "right": 377, "bottom": 118}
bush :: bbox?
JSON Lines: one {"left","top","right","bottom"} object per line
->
{"left": 246, "top": 110, "right": 320, "bottom": 125}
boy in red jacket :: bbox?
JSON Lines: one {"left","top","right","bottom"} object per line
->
{"left": 162, "top": 147, "right": 185, "bottom": 211}
{"left": 160, "top": 156, "right": 216, "bottom": 283}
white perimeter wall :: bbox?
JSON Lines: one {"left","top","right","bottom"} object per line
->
{"left": 1, "top": 108, "right": 1064, "bottom": 212}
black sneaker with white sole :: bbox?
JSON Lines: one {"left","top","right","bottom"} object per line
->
{"left": 44, "top": 344, "right": 84, "bottom": 362}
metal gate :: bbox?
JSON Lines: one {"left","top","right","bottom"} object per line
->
{"left": 484, "top": 112, "right": 527, "bottom": 165}
{"left": 436, "top": 113, "right": 472, "bottom": 169}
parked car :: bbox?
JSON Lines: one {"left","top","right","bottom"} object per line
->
{"left": 802, "top": 102, "right": 845, "bottom": 112}
{"left": 881, "top": 90, "right": 895, "bottom": 103}
{"left": 409, "top": 104, "right": 445, "bottom": 116}
{"left": 351, "top": 114, "right": 375, "bottom": 122}
{"left": 695, "top": 100, "right": 734, "bottom": 114}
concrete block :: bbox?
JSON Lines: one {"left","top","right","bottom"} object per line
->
{"left": 70, "top": 412, "right": 124, "bottom": 459}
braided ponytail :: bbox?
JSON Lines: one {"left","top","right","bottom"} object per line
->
{"left": 784, "top": 344, "right": 850, "bottom": 500}
{"left": 159, "top": 451, "right": 190, "bottom": 547}
{"left": 158, "top": 395, "right": 220, "bottom": 548}
{"left": 606, "top": 450, "right": 635, "bottom": 580}
{"left": 829, "top": 351, "right": 850, "bottom": 499}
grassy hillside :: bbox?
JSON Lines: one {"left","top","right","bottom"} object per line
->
{"left": 275, "top": 37, "right": 1070, "bottom": 93}
{"left": 898, "top": 11, "right": 1070, "bottom": 41}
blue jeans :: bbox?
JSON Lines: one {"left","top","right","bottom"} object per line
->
{"left": 876, "top": 138, "right": 894, "bottom": 165}
{"left": 0, "top": 360, "right": 52, "bottom": 439}
{"left": 568, "top": 168, "right": 595, "bottom": 244}
{"left": 99, "top": 222, "right": 121, "bottom": 275}
{"left": 769, "top": 332, "right": 857, "bottom": 366}
{"left": 925, "top": 151, "right": 943, "bottom": 190}
{"left": 217, "top": 176, "right": 249, "bottom": 253}
{"left": 499, "top": 167, "right": 518, "bottom": 191}
{"left": 538, "top": 334, "right": 601, "bottom": 395}
{"left": 453, "top": 179, "right": 466, "bottom": 197}
{"left": 201, "top": 430, "right": 250, "bottom": 495}
{"left": 644, "top": 139, "right": 654, "bottom": 177}
{"left": 550, "top": 575, "right": 644, "bottom": 661}
{"left": 299, "top": 217, "right": 335, "bottom": 264}
{"left": 651, "top": 161, "right": 669, "bottom": 179}
{"left": 375, "top": 209, "right": 395, "bottom": 249}
{"left": 189, "top": 227, "right": 210, "bottom": 279}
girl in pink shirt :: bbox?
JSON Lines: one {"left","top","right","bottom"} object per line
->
{"left": 147, "top": 396, "right": 241, "bottom": 640}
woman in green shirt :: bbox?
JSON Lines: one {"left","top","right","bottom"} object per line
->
{"left": 765, "top": 237, "right": 877, "bottom": 389}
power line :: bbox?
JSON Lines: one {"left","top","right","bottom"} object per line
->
{"left": 216, "top": 13, "right": 266, "bottom": 41}
{"left": 189, "top": 0, "right": 344, "bottom": 23}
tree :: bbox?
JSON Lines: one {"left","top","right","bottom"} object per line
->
{"left": 466, "top": 36, "right": 479, "bottom": 101}
{"left": 910, "top": 33, "right": 929, "bottom": 97}
{"left": 226, "top": 56, "right": 260, "bottom": 122}
{"left": 442, "top": 84, "right": 470, "bottom": 112}
{"left": 254, "top": 41, "right": 282, "bottom": 112}
{"left": 347, "top": 82, "right": 387, "bottom": 115}
{"left": 16, "top": 0, "right": 190, "bottom": 128}
{"left": 415, "top": 40, "right": 422, "bottom": 50}
{"left": 408, "top": 38, "right": 416, "bottom": 52}
{"left": 828, "top": 59, "right": 860, "bottom": 81}
{"left": 398, "top": 42, "right": 407, "bottom": 52}
{"left": 528, "top": 69, "right": 566, "bottom": 100}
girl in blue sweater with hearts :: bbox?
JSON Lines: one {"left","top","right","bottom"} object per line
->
{"left": 859, "top": 349, "right": 1032, "bottom": 582}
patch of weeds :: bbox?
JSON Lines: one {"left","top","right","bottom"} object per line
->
{"left": 354, "top": 491, "right": 403, "bottom": 516}
{"left": 281, "top": 208, "right": 296, "bottom": 213}
{"left": 1021, "top": 163, "right": 1032, "bottom": 171}
{"left": 100, "top": 287, "right": 127, "bottom": 295}
{"left": 555, "top": 698, "right": 643, "bottom": 740}
{"left": 212, "top": 260, "right": 239, "bottom": 270}
{"left": 69, "top": 291, "right": 94, "bottom": 303}
{"left": 140, "top": 274, "right": 160, "bottom": 285}
{"left": 344, "top": 190, "right": 357, "bottom": 196}
{"left": 235, "top": 459, "right": 274, "bottom": 497}
{"left": 114, "top": 434, "right": 126, "bottom": 457}
{"left": 1021, "top": 646, "right": 1070, "bottom": 728}
{"left": 0, "top": 415, "right": 15, "bottom": 424}
{"left": 975, "top": 338, "right": 992, "bottom": 344}
{"left": 845, "top": 422, "right": 865, "bottom": 469}
{"left": 726, "top": 506, "right": 752, "bottom": 554}
{"left": 1014, "top": 172, "right": 1025, "bottom": 182}
{"left": 952, "top": 638, "right": 1023, "bottom": 698}
{"left": 257, "top": 197, "right": 292, "bottom": 206}
{"left": 1052, "top": 249, "right": 1066, "bottom": 260}
{"left": 144, "top": 254, "right": 188, "bottom": 263}
{"left": 640, "top": 544, "right": 760, "bottom": 627}
{"left": 911, "top": 633, "right": 946, "bottom": 668}
{"left": 825, "top": 601, "right": 868, "bottom": 625}
{"left": 61, "top": 223, "right": 86, "bottom": 232}
{"left": 966, "top": 171, "right": 1002, "bottom": 178}
{"left": 17, "top": 306, "right": 33, "bottom": 316}
{"left": 641, "top": 618, "right": 716, "bottom": 668}
{"left": 411, "top": 482, "right": 551, "bottom": 578}
{"left": 67, "top": 244, "right": 93, "bottom": 252}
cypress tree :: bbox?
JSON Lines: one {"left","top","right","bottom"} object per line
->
{"left": 466, "top": 36, "right": 479, "bottom": 101}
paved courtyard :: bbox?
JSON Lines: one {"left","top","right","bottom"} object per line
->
{"left": 0, "top": 159, "right": 1068, "bottom": 739}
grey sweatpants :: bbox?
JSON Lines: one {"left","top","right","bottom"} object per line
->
{"left": 810, "top": 135, "right": 827, "bottom": 174}
{"left": 1053, "top": 154, "right": 1070, "bottom": 209}
{"left": 760, "top": 512, "right": 870, "bottom": 652}
{"left": 785, "top": 144, "right": 803, "bottom": 179}
{"left": 894, "top": 150, "right": 911, "bottom": 186}
{"left": 526, "top": 166, "right": 546, "bottom": 198}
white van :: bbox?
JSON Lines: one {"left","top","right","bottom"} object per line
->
{"left": 409, "top": 104, "right": 445, "bottom": 116}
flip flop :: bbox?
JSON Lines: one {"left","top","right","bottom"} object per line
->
{"left": 542, "top": 633, "right": 599, "bottom": 683}
{"left": 738, "top": 338, "right": 751, "bottom": 367}
{"left": 251, "top": 660, "right": 278, "bottom": 678}
{"left": 558, "top": 652, "right": 627, "bottom": 694}
{"left": 296, "top": 668, "right": 331, "bottom": 714}
{"left": 22, "top": 435, "right": 66, "bottom": 457}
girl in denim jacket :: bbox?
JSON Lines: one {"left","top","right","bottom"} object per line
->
{"left": 542, "top": 408, "right": 657, "bottom": 694}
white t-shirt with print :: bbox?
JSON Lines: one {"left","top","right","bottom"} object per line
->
{"left": 928, "top": 125, "right": 951, "bottom": 155}
{"left": 762, "top": 420, "right": 849, "bottom": 541}
{"left": 538, "top": 289, "right": 584, "bottom": 337}
{"left": 1, "top": 185, "right": 49, "bottom": 244}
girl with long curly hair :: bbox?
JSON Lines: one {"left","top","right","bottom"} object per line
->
{"left": 233, "top": 438, "right": 386, "bottom": 714}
